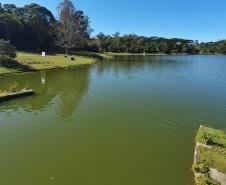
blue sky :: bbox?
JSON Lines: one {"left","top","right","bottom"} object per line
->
{"left": 1, "top": 0, "right": 226, "bottom": 42}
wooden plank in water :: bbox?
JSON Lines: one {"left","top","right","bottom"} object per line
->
{"left": 0, "top": 89, "right": 35, "bottom": 102}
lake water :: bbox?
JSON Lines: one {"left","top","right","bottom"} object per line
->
{"left": 0, "top": 55, "right": 226, "bottom": 185}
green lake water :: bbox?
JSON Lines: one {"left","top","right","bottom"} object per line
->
{"left": 0, "top": 55, "right": 226, "bottom": 185}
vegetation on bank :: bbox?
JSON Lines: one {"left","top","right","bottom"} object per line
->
{"left": 0, "top": 1, "right": 112, "bottom": 76}
{"left": 1, "top": 2, "right": 226, "bottom": 56}
{"left": 0, "top": 35, "right": 110, "bottom": 75}
{"left": 0, "top": 0, "right": 226, "bottom": 76}
{"left": 193, "top": 126, "right": 226, "bottom": 185}
{"left": 90, "top": 33, "right": 226, "bottom": 55}
{"left": 0, "top": 51, "right": 110, "bottom": 75}
{"left": 0, "top": 39, "right": 16, "bottom": 60}
{"left": 91, "top": 33, "right": 200, "bottom": 54}
{"left": 199, "top": 40, "right": 226, "bottom": 54}
{"left": 16, "top": 51, "right": 104, "bottom": 70}
{"left": 0, "top": 2, "right": 90, "bottom": 52}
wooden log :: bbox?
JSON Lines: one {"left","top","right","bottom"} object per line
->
{"left": 0, "top": 89, "right": 35, "bottom": 102}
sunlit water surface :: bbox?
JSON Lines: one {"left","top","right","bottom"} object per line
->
{"left": 0, "top": 55, "right": 226, "bottom": 185}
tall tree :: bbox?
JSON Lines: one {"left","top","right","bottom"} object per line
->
{"left": 0, "top": 3, "right": 4, "bottom": 13}
{"left": 75, "top": 10, "right": 92, "bottom": 48}
{"left": 55, "top": 0, "right": 91, "bottom": 55}
{"left": 56, "top": 0, "right": 79, "bottom": 55}
{"left": 0, "top": 39, "right": 16, "bottom": 62}
{"left": 3, "top": 4, "right": 16, "bottom": 14}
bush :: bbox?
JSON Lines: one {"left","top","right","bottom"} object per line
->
{"left": 0, "top": 39, "right": 17, "bottom": 62}
{"left": 197, "top": 174, "right": 220, "bottom": 185}
{"left": 196, "top": 126, "right": 226, "bottom": 148}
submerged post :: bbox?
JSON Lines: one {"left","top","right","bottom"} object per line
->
{"left": 41, "top": 52, "right": 46, "bottom": 85}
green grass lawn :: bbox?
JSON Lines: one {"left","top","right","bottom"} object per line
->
{"left": 196, "top": 126, "right": 226, "bottom": 148}
{"left": 16, "top": 51, "right": 106, "bottom": 70}
{"left": 194, "top": 126, "right": 226, "bottom": 185}
{"left": 0, "top": 51, "right": 111, "bottom": 76}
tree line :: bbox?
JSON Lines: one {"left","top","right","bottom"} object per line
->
{"left": 90, "top": 33, "right": 200, "bottom": 54}
{"left": 0, "top": 1, "right": 226, "bottom": 55}
{"left": 0, "top": 3, "right": 55, "bottom": 50}
{"left": 90, "top": 33, "right": 226, "bottom": 54}
{"left": 199, "top": 40, "right": 226, "bottom": 54}
{"left": 0, "top": 1, "right": 91, "bottom": 52}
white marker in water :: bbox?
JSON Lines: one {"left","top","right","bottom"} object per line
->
{"left": 50, "top": 177, "right": 54, "bottom": 180}
{"left": 41, "top": 78, "right": 45, "bottom": 85}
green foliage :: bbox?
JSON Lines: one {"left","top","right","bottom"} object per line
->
{"left": 193, "top": 162, "right": 210, "bottom": 174}
{"left": 0, "top": 3, "right": 56, "bottom": 50}
{"left": 0, "top": 2, "right": 226, "bottom": 54}
{"left": 195, "top": 126, "right": 226, "bottom": 173}
{"left": 197, "top": 174, "right": 220, "bottom": 185}
{"left": 199, "top": 40, "right": 226, "bottom": 54}
{"left": 91, "top": 33, "right": 200, "bottom": 54}
{"left": 196, "top": 126, "right": 226, "bottom": 147}
{"left": 0, "top": 39, "right": 16, "bottom": 61}
{"left": 194, "top": 126, "right": 226, "bottom": 185}
{"left": 0, "top": 3, "right": 4, "bottom": 13}
{"left": 55, "top": 0, "right": 91, "bottom": 55}
{"left": 0, "top": 2, "right": 91, "bottom": 51}
{"left": 198, "top": 146, "right": 226, "bottom": 174}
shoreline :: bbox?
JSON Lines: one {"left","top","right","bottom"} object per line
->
{"left": 0, "top": 51, "right": 112, "bottom": 76}
{"left": 0, "top": 62, "right": 98, "bottom": 77}
{"left": 107, "top": 52, "right": 226, "bottom": 56}
{"left": 1, "top": 52, "right": 226, "bottom": 77}
{"left": 193, "top": 125, "right": 226, "bottom": 185}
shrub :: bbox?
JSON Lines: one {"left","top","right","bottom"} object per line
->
{"left": 0, "top": 39, "right": 17, "bottom": 62}
{"left": 196, "top": 126, "right": 226, "bottom": 148}
{"left": 197, "top": 174, "right": 220, "bottom": 185}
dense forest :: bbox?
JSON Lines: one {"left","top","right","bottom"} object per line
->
{"left": 0, "top": 3, "right": 56, "bottom": 50}
{"left": 199, "top": 40, "right": 226, "bottom": 54}
{"left": 0, "top": 2, "right": 90, "bottom": 51}
{"left": 90, "top": 33, "right": 200, "bottom": 54}
{"left": 0, "top": 2, "right": 226, "bottom": 54}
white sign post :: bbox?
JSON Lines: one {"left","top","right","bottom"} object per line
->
{"left": 41, "top": 52, "right": 45, "bottom": 65}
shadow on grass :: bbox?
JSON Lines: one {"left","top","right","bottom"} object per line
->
{"left": 0, "top": 59, "right": 35, "bottom": 72}
{"left": 70, "top": 51, "right": 104, "bottom": 60}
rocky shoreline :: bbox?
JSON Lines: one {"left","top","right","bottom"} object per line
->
{"left": 193, "top": 126, "right": 226, "bottom": 185}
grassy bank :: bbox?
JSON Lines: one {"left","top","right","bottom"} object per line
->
{"left": 193, "top": 126, "right": 226, "bottom": 185}
{"left": 0, "top": 51, "right": 111, "bottom": 75}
